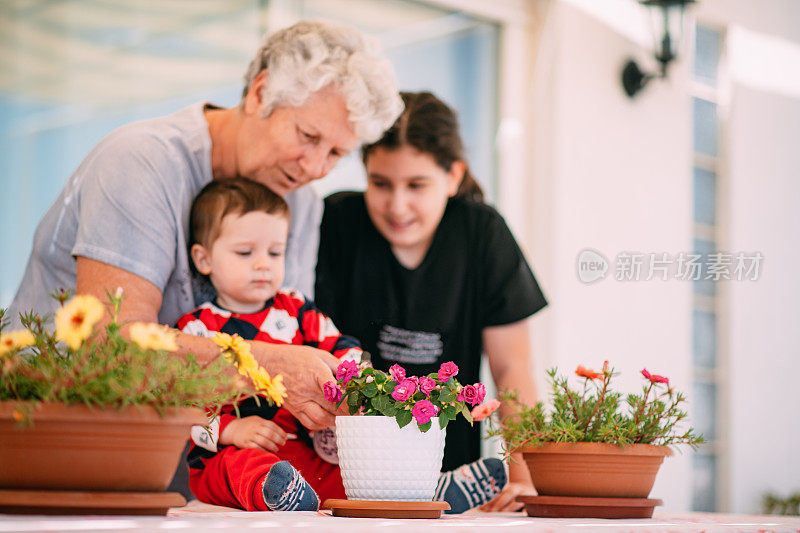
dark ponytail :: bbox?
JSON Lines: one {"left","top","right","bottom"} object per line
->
{"left": 362, "top": 91, "right": 485, "bottom": 203}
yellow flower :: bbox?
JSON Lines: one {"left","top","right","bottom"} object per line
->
{"left": 129, "top": 322, "right": 179, "bottom": 352}
{"left": 249, "top": 369, "right": 286, "bottom": 407}
{"left": 214, "top": 332, "right": 255, "bottom": 372}
{"left": 54, "top": 295, "right": 105, "bottom": 350}
{"left": 0, "top": 329, "right": 35, "bottom": 356}
{"left": 213, "top": 332, "right": 284, "bottom": 405}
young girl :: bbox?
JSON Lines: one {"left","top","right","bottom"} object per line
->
{"left": 316, "top": 91, "right": 548, "bottom": 511}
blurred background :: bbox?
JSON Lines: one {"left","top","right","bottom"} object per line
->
{"left": 1, "top": 0, "right": 798, "bottom": 515}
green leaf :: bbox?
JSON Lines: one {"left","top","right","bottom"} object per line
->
{"left": 362, "top": 367, "right": 374, "bottom": 375}
{"left": 459, "top": 403, "right": 473, "bottom": 424}
{"left": 363, "top": 381, "right": 378, "bottom": 398}
{"left": 396, "top": 409, "right": 413, "bottom": 428}
{"left": 443, "top": 405, "right": 457, "bottom": 420}
{"left": 419, "top": 420, "right": 432, "bottom": 432}
{"left": 382, "top": 403, "right": 398, "bottom": 416}
{"left": 383, "top": 381, "right": 396, "bottom": 394}
{"left": 439, "top": 416, "right": 449, "bottom": 430}
{"left": 371, "top": 394, "right": 389, "bottom": 412}
{"left": 439, "top": 387, "right": 456, "bottom": 403}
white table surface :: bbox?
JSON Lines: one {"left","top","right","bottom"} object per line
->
{"left": 1, "top": 501, "right": 799, "bottom": 533}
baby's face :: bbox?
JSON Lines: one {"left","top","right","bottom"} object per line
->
{"left": 196, "top": 211, "right": 288, "bottom": 313}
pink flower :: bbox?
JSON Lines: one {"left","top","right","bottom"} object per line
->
{"left": 323, "top": 381, "right": 342, "bottom": 403}
{"left": 471, "top": 399, "right": 501, "bottom": 421}
{"left": 411, "top": 400, "right": 440, "bottom": 425}
{"left": 457, "top": 384, "right": 485, "bottom": 406}
{"left": 419, "top": 376, "right": 436, "bottom": 396}
{"left": 391, "top": 379, "right": 417, "bottom": 402}
{"left": 437, "top": 361, "right": 459, "bottom": 383}
{"left": 641, "top": 368, "right": 669, "bottom": 385}
{"left": 336, "top": 360, "right": 359, "bottom": 385}
{"left": 389, "top": 364, "right": 406, "bottom": 382}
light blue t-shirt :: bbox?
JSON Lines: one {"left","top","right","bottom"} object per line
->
{"left": 7, "top": 103, "right": 322, "bottom": 329}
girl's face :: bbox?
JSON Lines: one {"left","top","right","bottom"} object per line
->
{"left": 364, "top": 145, "right": 464, "bottom": 268}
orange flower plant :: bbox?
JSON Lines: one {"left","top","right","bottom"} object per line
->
{"left": 487, "top": 362, "right": 704, "bottom": 455}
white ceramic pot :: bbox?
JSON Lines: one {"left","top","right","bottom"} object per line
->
{"left": 335, "top": 415, "right": 446, "bottom": 501}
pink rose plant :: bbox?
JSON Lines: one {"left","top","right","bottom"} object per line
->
{"left": 326, "top": 359, "right": 497, "bottom": 432}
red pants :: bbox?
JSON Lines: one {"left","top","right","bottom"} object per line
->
{"left": 189, "top": 410, "right": 345, "bottom": 511}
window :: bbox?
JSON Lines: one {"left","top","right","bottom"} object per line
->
{"left": 689, "top": 22, "right": 724, "bottom": 513}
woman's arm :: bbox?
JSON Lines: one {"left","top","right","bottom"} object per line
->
{"left": 479, "top": 318, "right": 538, "bottom": 512}
{"left": 76, "top": 256, "right": 339, "bottom": 430}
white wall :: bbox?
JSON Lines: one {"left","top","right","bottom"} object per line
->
{"left": 527, "top": 0, "right": 693, "bottom": 511}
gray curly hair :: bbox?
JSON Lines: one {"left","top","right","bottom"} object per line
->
{"left": 241, "top": 20, "right": 403, "bottom": 143}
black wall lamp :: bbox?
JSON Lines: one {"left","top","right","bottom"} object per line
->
{"left": 622, "top": 0, "right": 696, "bottom": 98}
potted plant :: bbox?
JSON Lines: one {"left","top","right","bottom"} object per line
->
{"left": 487, "top": 361, "right": 703, "bottom": 512}
{"left": 324, "top": 361, "right": 487, "bottom": 501}
{"left": 0, "top": 291, "right": 283, "bottom": 512}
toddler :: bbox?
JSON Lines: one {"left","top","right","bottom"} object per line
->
{"left": 179, "top": 178, "right": 506, "bottom": 513}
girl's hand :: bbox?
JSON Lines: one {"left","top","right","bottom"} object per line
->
{"left": 478, "top": 481, "right": 534, "bottom": 512}
{"left": 219, "top": 416, "right": 296, "bottom": 452}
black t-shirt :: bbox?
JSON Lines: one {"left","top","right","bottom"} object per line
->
{"left": 315, "top": 192, "right": 547, "bottom": 471}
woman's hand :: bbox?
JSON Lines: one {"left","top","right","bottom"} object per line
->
{"left": 219, "top": 416, "right": 296, "bottom": 452}
{"left": 253, "top": 342, "right": 339, "bottom": 431}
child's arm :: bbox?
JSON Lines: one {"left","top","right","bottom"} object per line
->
{"left": 220, "top": 416, "right": 297, "bottom": 453}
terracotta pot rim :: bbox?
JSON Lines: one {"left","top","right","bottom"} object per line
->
{"left": 0, "top": 400, "right": 206, "bottom": 424}
{"left": 520, "top": 442, "right": 674, "bottom": 456}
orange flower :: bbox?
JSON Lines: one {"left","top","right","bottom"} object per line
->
{"left": 575, "top": 365, "right": 602, "bottom": 380}
{"left": 12, "top": 410, "right": 24, "bottom": 422}
{"left": 471, "top": 399, "right": 501, "bottom": 421}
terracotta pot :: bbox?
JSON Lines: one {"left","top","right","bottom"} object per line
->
{"left": 336, "top": 415, "right": 446, "bottom": 501}
{"left": 0, "top": 401, "right": 205, "bottom": 492}
{"left": 521, "top": 442, "right": 673, "bottom": 498}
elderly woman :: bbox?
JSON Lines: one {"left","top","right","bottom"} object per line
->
{"left": 6, "top": 21, "right": 402, "bottom": 431}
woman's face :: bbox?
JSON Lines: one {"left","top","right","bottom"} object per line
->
{"left": 237, "top": 77, "right": 359, "bottom": 197}
{"left": 364, "top": 145, "right": 463, "bottom": 267}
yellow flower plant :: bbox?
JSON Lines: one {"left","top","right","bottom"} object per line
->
{"left": 1, "top": 291, "right": 266, "bottom": 423}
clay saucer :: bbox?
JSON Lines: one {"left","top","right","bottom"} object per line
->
{"left": 0, "top": 489, "right": 186, "bottom": 516}
{"left": 323, "top": 499, "right": 450, "bottom": 519}
{"left": 517, "top": 495, "right": 663, "bottom": 519}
